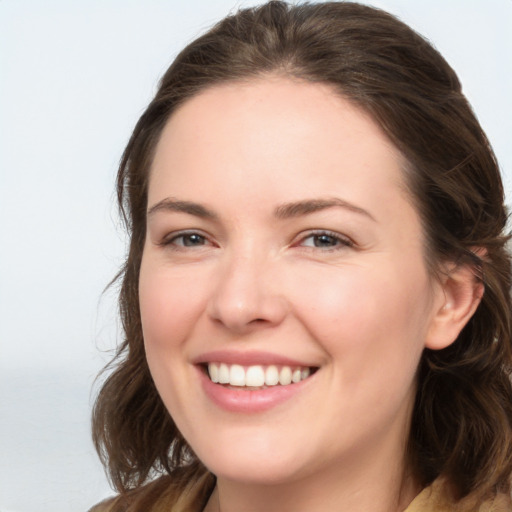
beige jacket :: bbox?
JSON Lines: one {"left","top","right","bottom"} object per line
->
{"left": 90, "top": 473, "right": 511, "bottom": 512}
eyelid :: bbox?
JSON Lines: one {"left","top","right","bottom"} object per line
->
{"left": 293, "top": 229, "right": 355, "bottom": 250}
{"left": 158, "top": 229, "right": 215, "bottom": 248}
{"left": 156, "top": 228, "right": 354, "bottom": 251}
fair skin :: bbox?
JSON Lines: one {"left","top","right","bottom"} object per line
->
{"left": 139, "top": 77, "right": 482, "bottom": 512}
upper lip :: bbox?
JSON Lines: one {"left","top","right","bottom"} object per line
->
{"left": 192, "top": 350, "right": 318, "bottom": 368}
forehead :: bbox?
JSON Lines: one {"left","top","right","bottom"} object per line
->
{"left": 149, "top": 77, "right": 410, "bottom": 218}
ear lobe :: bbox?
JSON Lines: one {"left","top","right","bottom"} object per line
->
{"left": 425, "top": 262, "right": 484, "bottom": 351}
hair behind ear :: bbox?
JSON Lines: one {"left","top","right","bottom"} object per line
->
{"left": 410, "top": 248, "right": 512, "bottom": 500}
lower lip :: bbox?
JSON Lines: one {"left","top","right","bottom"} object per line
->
{"left": 197, "top": 367, "right": 314, "bottom": 413}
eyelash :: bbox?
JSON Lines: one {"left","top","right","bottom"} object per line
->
{"left": 159, "top": 229, "right": 354, "bottom": 252}
{"left": 296, "top": 230, "right": 354, "bottom": 251}
{"left": 159, "top": 230, "right": 212, "bottom": 249}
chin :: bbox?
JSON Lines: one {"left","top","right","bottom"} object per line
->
{"left": 207, "top": 457, "right": 306, "bottom": 486}
{"left": 190, "top": 427, "right": 312, "bottom": 485}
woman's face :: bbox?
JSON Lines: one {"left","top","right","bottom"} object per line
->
{"left": 139, "top": 78, "right": 447, "bottom": 485}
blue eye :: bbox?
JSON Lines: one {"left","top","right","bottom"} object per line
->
{"left": 300, "top": 231, "right": 352, "bottom": 249}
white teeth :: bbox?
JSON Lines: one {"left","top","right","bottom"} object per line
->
{"left": 246, "top": 365, "right": 265, "bottom": 387}
{"left": 209, "top": 363, "right": 219, "bottom": 383}
{"left": 218, "top": 363, "right": 230, "bottom": 384}
{"left": 230, "top": 364, "right": 245, "bottom": 386}
{"left": 265, "top": 365, "right": 279, "bottom": 386}
{"left": 207, "top": 363, "right": 313, "bottom": 388}
{"left": 279, "top": 366, "right": 292, "bottom": 385}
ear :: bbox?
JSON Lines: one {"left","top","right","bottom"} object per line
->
{"left": 425, "top": 259, "right": 484, "bottom": 351}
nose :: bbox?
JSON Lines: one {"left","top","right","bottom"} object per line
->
{"left": 207, "top": 250, "right": 288, "bottom": 334}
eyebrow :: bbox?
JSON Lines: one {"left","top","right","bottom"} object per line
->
{"left": 147, "top": 198, "right": 217, "bottom": 219}
{"left": 274, "top": 198, "right": 376, "bottom": 221}
{"left": 147, "top": 196, "right": 375, "bottom": 222}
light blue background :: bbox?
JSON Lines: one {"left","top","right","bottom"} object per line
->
{"left": 1, "top": 1, "right": 511, "bottom": 511}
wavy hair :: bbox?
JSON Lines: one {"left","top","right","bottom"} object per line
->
{"left": 92, "top": 1, "right": 512, "bottom": 506}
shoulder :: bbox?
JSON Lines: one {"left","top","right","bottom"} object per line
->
{"left": 88, "top": 498, "right": 114, "bottom": 512}
{"left": 88, "top": 466, "right": 215, "bottom": 512}
{"left": 86, "top": 476, "right": 173, "bottom": 512}
{"left": 406, "top": 479, "right": 512, "bottom": 512}
{"left": 480, "top": 493, "right": 512, "bottom": 512}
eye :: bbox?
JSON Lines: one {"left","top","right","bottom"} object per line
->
{"left": 162, "top": 231, "right": 211, "bottom": 248}
{"left": 298, "top": 231, "right": 353, "bottom": 250}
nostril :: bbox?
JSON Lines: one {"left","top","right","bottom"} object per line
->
{"left": 207, "top": 281, "right": 289, "bottom": 332}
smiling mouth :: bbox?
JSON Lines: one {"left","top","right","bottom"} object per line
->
{"left": 205, "top": 363, "right": 317, "bottom": 389}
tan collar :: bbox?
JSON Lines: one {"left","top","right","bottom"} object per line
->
{"left": 405, "top": 479, "right": 511, "bottom": 512}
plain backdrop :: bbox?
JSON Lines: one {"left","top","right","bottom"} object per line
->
{"left": 1, "top": 1, "right": 511, "bottom": 511}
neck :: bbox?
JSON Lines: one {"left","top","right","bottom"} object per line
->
{"left": 204, "top": 442, "right": 420, "bottom": 512}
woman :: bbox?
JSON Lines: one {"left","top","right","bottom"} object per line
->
{"left": 91, "top": 2, "right": 512, "bottom": 511}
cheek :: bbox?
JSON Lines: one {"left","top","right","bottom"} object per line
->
{"left": 139, "top": 261, "right": 203, "bottom": 355}
{"left": 138, "top": 262, "right": 204, "bottom": 415}
{"left": 290, "top": 262, "right": 432, "bottom": 372}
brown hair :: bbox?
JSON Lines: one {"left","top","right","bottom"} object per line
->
{"left": 92, "top": 0, "right": 512, "bottom": 506}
